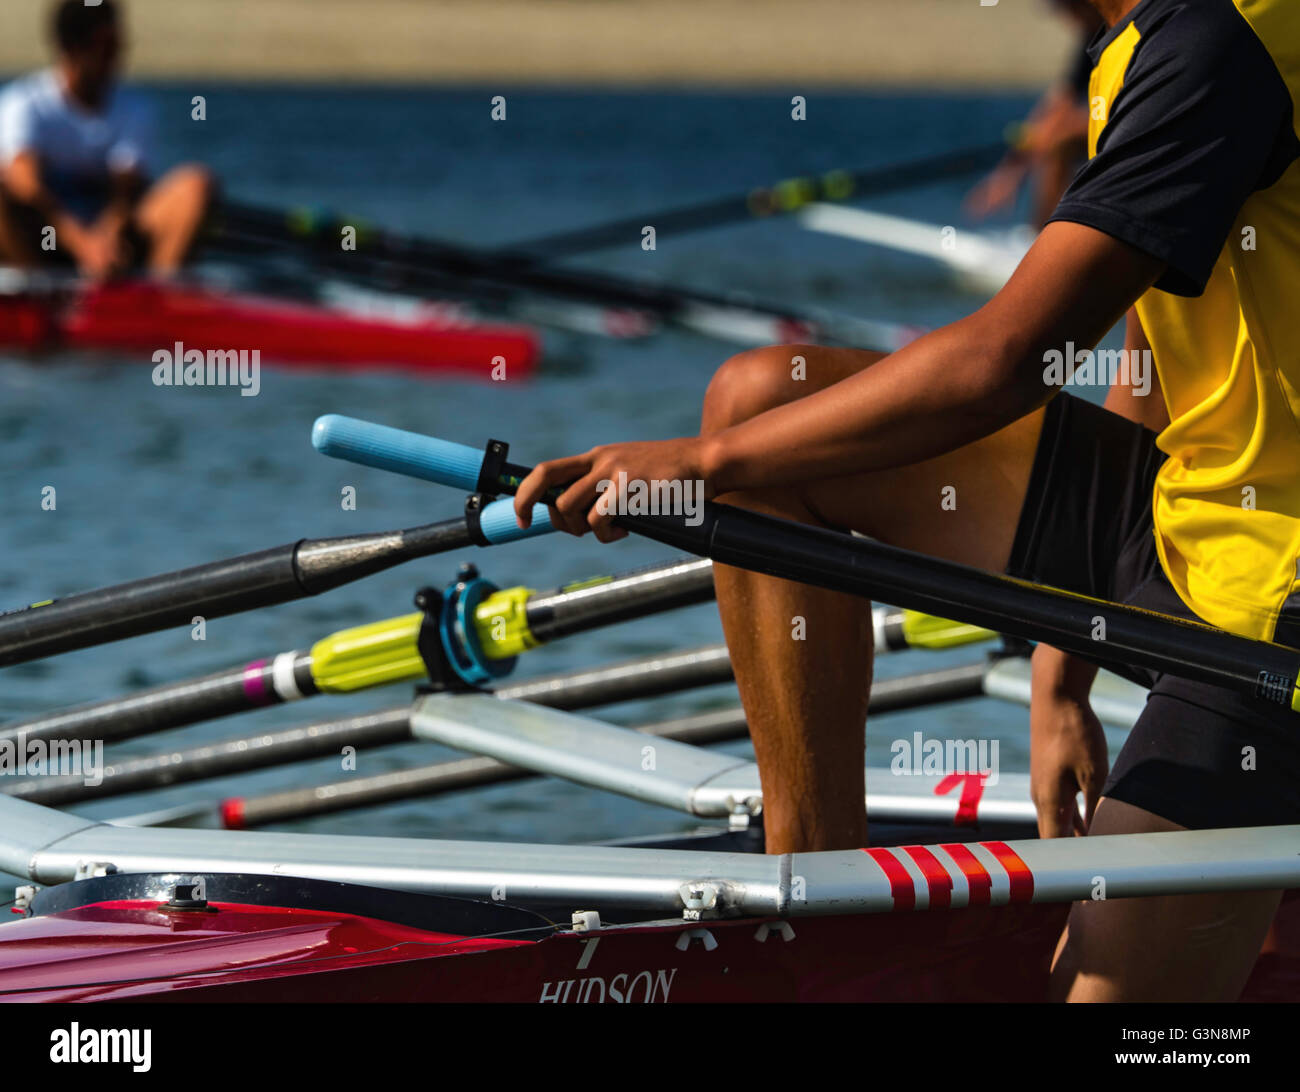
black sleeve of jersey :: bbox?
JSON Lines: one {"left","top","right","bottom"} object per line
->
{"left": 1048, "top": 5, "right": 1299, "bottom": 297}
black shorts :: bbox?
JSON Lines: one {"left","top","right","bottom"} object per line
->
{"left": 1006, "top": 392, "right": 1300, "bottom": 830}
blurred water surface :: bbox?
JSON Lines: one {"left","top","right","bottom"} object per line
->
{"left": 0, "top": 86, "right": 1120, "bottom": 858}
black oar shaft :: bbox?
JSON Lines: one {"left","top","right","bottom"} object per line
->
{"left": 0, "top": 556, "right": 715, "bottom": 749}
{"left": 629, "top": 504, "right": 1300, "bottom": 710}
{"left": 0, "top": 520, "right": 473, "bottom": 669}
{"left": 0, "top": 654, "right": 315, "bottom": 749}
{"left": 219, "top": 202, "right": 893, "bottom": 350}
{"left": 523, "top": 557, "right": 714, "bottom": 642}
{"left": 499, "top": 143, "right": 1009, "bottom": 261}
{"left": 436, "top": 430, "right": 1299, "bottom": 711}
{"left": 293, "top": 522, "right": 474, "bottom": 592}
{"left": 0, "top": 545, "right": 298, "bottom": 668}
{"left": 9, "top": 708, "right": 412, "bottom": 808}
{"left": 5, "top": 643, "right": 733, "bottom": 806}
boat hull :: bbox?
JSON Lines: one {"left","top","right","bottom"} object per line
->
{"left": 3, "top": 892, "right": 1295, "bottom": 1003}
{"left": 0, "top": 897, "right": 1064, "bottom": 1002}
{"left": 0, "top": 281, "right": 539, "bottom": 378}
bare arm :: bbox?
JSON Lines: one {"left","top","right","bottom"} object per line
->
{"left": 514, "top": 221, "right": 1165, "bottom": 540}
{"left": 3, "top": 150, "right": 89, "bottom": 241}
{"left": 967, "top": 83, "right": 1089, "bottom": 221}
{"left": 3, "top": 151, "right": 142, "bottom": 275}
{"left": 703, "top": 222, "right": 1165, "bottom": 494}
{"left": 94, "top": 166, "right": 146, "bottom": 232}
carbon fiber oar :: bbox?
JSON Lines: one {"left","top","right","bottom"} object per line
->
{"left": 312, "top": 415, "right": 1300, "bottom": 714}
{"left": 0, "top": 495, "right": 552, "bottom": 668}
{"left": 496, "top": 143, "right": 1009, "bottom": 261}
{"left": 99, "top": 661, "right": 988, "bottom": 829}
{"left": 4, "top": 643, "right": 736, "bottom": 807}
{"left": 219, "top": 201, "right": 911, "bottom": 352}
{"left": 0, "top": 557, "right": 715, "bottom": 748}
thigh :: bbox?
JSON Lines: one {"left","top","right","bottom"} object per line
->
{"left": 799, "top": 409, "right": 1046, "bottom": 573}
{"left": 1052, "top": 797, "right": 1283, "bottom": 1001}
{"left": 706, "top": 342, "right": 1047, "bottom": 574}
{"left": 134, "top": 165, "right": 210, "bottom": 234}
{"left": 800, "top": 410, "right": 1045, "bottom": 574}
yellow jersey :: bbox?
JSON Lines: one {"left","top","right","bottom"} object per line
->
{"left": 1054, "top": 0, "right": 1300, "bottom": 644}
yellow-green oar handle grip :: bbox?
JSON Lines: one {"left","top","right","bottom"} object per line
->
{"left": 309, "top": 613, "right": 426, "bottom": 692}
{"left": 308, "top": 582, "right": 541, "bottom": 691}
{"left": 472, "top": 585, "right": 540, "bottom": 660}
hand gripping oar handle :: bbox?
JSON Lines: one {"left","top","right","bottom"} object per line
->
{"left": 312, "top": 415, "right": 554, "bottom": 532}
{"left": 473, "top": 495, "right": 554, "bottom": 544}
{"left": 312, "top": 416, "right": 1300, "bottom": 715}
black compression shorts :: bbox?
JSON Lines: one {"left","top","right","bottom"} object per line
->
{"left": 1006, "top": 392, "right": 1300, "bottom": 830}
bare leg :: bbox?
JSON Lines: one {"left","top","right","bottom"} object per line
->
{"left": 1051, "top": 797, "right": 1282, "bottom": 1001}
{"left": 700, "top": 345, "right": 1044, "bottom": 853}
{"left": 134, "top": 164, "right": 216, "bottom": 275}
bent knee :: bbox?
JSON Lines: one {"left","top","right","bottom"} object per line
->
{"left": 702, "top": 345, "right": 815, "bottom": 431}
{"left": 163, "top": 163, "right": 219, "bottom": 205}
{"left": 702, "top": 344, "right": 887, "bottom": 432}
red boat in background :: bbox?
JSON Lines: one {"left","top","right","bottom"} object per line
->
{"left": 0, "top": 277, "right": 540, "bottom": 379}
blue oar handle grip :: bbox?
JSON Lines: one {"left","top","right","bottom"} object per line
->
{"left": 477, "top": 497, "right": 553, "bottom": 544}
{"left": 312, "top": 414, "right": 486, "bottom": 492}
{"left": 312, "top": 415, "right": 553, "bottom": 543}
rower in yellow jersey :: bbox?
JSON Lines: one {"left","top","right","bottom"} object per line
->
{"left": 514, "top": 0, "right": 1300, "bottom": 1002}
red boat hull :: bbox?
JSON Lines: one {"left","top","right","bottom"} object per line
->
{"left": 0, "top": 281, "right": 539, "bottom": 378}
{"left": 2, "top": 894, "right": 1294, "bottom": 1003}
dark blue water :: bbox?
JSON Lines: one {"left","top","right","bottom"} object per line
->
{"left": 0, "top": 87, "right": 1122, "bottom": 874}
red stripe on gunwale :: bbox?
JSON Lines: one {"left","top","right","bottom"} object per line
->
{"left": 902, "top": 845, "right": 953, "bottom": 909}
{"left": 863, "top": 847, "right": 915, "bottom": 911}
{"left": 938, "top": 843, "right": 992, "bottom": 906}
{"left": 981, "top": 841, "right": 1035, "bottom": 903}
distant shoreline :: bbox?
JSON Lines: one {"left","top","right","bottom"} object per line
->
{"left": 0, "top": 0, "right": 1075, "bottom": 90}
